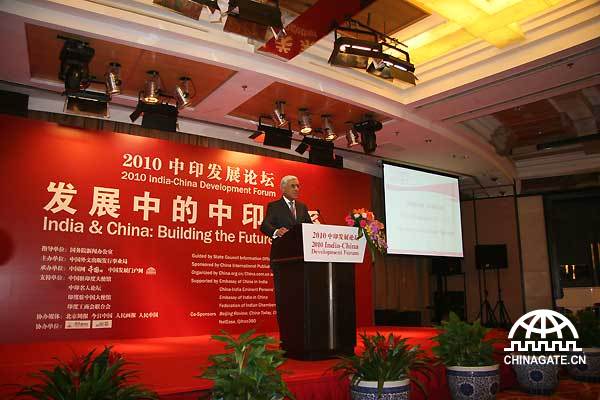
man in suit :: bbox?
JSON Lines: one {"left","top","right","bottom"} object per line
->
{"left": 260, "top": 175, "right": 312, "bottom": 329}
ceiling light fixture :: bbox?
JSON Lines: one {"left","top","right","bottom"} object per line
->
{"left": 251, "top": 116, "right": 292, "bottom": 149}
{"left": 174, "top": 76, "right": 193, "bottom": 109}
{"left": 142, "top": 70, "right": 161, "bottom": 104}
{"left": 295, "top": 137, "right": 309, "bottom": 155}
{"left": 272, "top": 100, "right": 287, "bottom": 127}
{"left": 353, "top": 117, "right": 382, "bottom": 154}
{"left": 321, "top": 115, "right": 337, "bottom": 141}
{"left": 329, "top": 19, "right": 416, "bottom": 85}
{"left": 58, "top": 36, "right": 95, "bottom": 93}
{"left": 298, "top": 108, "right": 312, "bottom": 135}
{"left": 329, "top": 36, "right": 382, "bottom": 69}
{"left": 152, "top": 0, "right": 221, "bottom": 20}
{"left": 346, "top": 128, "right": 360, "bottom": 147}
{"left": 105, "top": 62, "right": 122, "bottom": 96}
{"left": 129, "top": 99, "right": 179, "bottom": 132}
{"left": 224, "top": 0, "right": 285, "bottom": 42}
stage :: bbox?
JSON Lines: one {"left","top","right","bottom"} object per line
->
{"left": 0, "top": 327, "right": 515, "bottom": 399}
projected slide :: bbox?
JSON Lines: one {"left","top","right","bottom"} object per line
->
{"left": 383, "top": 163, "right": 463, "bottom": 257}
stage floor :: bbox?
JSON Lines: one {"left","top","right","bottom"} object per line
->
{"left": 1, "top": 327, "right": 514, "bottom": 400}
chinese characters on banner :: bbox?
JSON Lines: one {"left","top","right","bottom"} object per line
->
{"left": 0, "top": 115, "right": 373, "bottom": 342}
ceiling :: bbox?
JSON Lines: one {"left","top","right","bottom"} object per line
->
{"left": 0, "top": 0, "right": 599, "bottom": 197}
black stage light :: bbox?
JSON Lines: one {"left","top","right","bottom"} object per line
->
{"left": 129, "top": 100, "right": 178, "bottom": 132}
{"left": 64, "top": 90, "right": 110, "bottom": 118}
{"left": 295, "top": 138, "right": 309, "bottom": 155}
{"left": 304, "top": 137, "right": 343, "bottom": 168}
{"left": 329, "top": 19, "right": 416, "bottom": 85}
{"left": 366, "top": 49, "right": 415, "bottom": 85}
{"left": 58, "top": 36, "right": 95, "bottom": 93}
{"left": 329, "top": 36, "right": 382, "bottom": 69}
{"left": 353, "top": 118, "right": 382, "bottom": 154}
{"left": 256, "top": 116, "right": 292, "bottom": 149}
{"left": 153, "top": 0, "right": 220, "bottom": 20}
{"left": 224, "top": 0, "right": 285, "bottom": 42}
{"left": 141, "top": 103, "right": 179, "bottom": 132}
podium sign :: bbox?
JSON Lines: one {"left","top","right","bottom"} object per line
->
{"left": 302, "top": 223, "right": 366, "bottom": 263}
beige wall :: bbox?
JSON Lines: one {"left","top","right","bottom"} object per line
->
{"left": 517, "top": 196, "right": 553, "bottom": 311}
{"left": 461, "top": 197, "right": 525, "bottom": 322}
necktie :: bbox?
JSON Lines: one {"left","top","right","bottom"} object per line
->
{"left": 290, "top": 201, "right": 296, "bottom": 220}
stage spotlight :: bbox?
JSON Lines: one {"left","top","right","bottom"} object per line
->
{"left": 174, "top": 77, "right": 192, "bottom": 109}
{"left": 353, "top": 118, "right": 382, "bottom": 154}
{"left": 321, "top": 115, "right": 336, "bottom": 141}
{"left": 130, "top": 101, "right": 143, "bottom": 123}
{"left": 224, "top": 0, "right": 285, "bottom": 42}
{"left": 256, "top": 116, "right": 292, "bottom": 149}
{"left": 346, "top": 129, "right": 360, "bottom": 147}
{"left": 142, "top": 103, "right": 179, "bottom": 132}
{"left": 329, "top": 19, "right": 416, "bottom": 85}
{"left": 58, "top": 36, "right": 95, "bottom": 92}
{"left": 129, "top": 99, "right": 178, "bottom": 132}
{"left": 142, "top": 71, "right": 161, "bottom": 104}
{"left": 298, "top": 108, "right": 312, "bottom": 135}
{"left": 105, "top": 62, "right": 122, "bottom": 96}
{"left": 329, "top": 36, "right": 382, "bottom": 69}
{"left": 272, "top": 100, "right": 287, "bottom": 127}
{"left": 366, "top": 51, "right": 415, "bottom": 85}
{"left": 295, "top": 138, "right": 309, "bottom": 155}
{"left": 248, "top": 130, "right": 264, "bottom": 142}
{"left": 305, "top": 137, "right": 343, "bottom": 168}
{"left": 152, "top": 0, "right": 220, "bottom": 20}
{"left": 64, "top": 90, "right": 110, "bottom": 118}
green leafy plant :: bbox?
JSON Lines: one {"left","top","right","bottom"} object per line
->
{"left": 200, "top": 329, "right": 293, "bottom": 400}
{"left": 571, "top": 309, "right": 600, "bottom": 348}
{"left": 432, "top": 312, "right": 496, "bottom": 367}
{"left": 333, "top": 332, "right": 433, "bottom": 399}
{"left": 16, "top": 346, "right": 157, "bottom": 400}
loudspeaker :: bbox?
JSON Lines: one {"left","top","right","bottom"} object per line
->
{"left": 431, "top": 256, "right": 462, "bottom": 275}
{"left": 0, "top": 90, "right": 28, "bottom": 117}
{"left": 476, "top": 244, "right": 508, "bottom": 269}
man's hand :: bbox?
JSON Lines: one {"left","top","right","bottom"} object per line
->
{"left": 275, "top": 227, "right": 289, "bottom": 237}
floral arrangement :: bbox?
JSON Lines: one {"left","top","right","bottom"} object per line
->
{"left": 16, "top": 346, "right": 157, "bottom": 400}
{"left": 333, "top": 332, "right": 432, "bottom": 398}
{"left": 345, "top": 208, "right": 387, "bottom": 256}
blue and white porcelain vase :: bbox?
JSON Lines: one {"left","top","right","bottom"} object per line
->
{"left": 350, "top": 378, "right": 410, "bottom": 400}
{"left": 446, "top": 364, "right": 499, "bottom": 400}
{"left": 567, "top": 348, "right": 600, "bottom": 382}
{"left": 511, "top": 356, "right": 560, "bottom": 395}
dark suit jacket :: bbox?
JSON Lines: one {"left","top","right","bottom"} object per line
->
{"left": 260, "top": 197, "right": 312, "bottom": 238}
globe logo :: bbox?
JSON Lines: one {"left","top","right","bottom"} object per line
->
{"left": 504, "top": 309, "right": 582, "bottom": 353}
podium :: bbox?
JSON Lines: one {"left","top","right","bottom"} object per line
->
{"left": 271, "top": 223, "right": 366, "bottom": 360}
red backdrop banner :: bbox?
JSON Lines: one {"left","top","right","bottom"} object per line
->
{"left": 0, "top": 115, "right": 373, "bottom": 343}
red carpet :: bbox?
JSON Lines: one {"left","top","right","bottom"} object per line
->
{"left": 0, "top": 327, "right": 515, "bottom": 399}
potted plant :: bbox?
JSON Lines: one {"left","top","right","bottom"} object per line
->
{"left": 568, "top": 309, "right": 600, "bottom": 382}
{"left": 200, "top": 329, "right": 293, "bottom": 400}
{"left": 333, "top": 331, "right": 433, "bottom": 400}
{"left": 15, "top": 346, "right": 157, "bottom": 399}
{"left": 432, "top": 312, "right": 499, "bottom": 400}
{"left": 508, "top": 329, "right": 561, "bottom": 395}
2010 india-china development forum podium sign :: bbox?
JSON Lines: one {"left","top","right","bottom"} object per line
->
{"left": 0, "top": 115, "right": 373, "bottom": 343}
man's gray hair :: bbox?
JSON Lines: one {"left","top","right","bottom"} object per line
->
{"left": 280, "top": 175, "right": 298, "bottom": 191}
